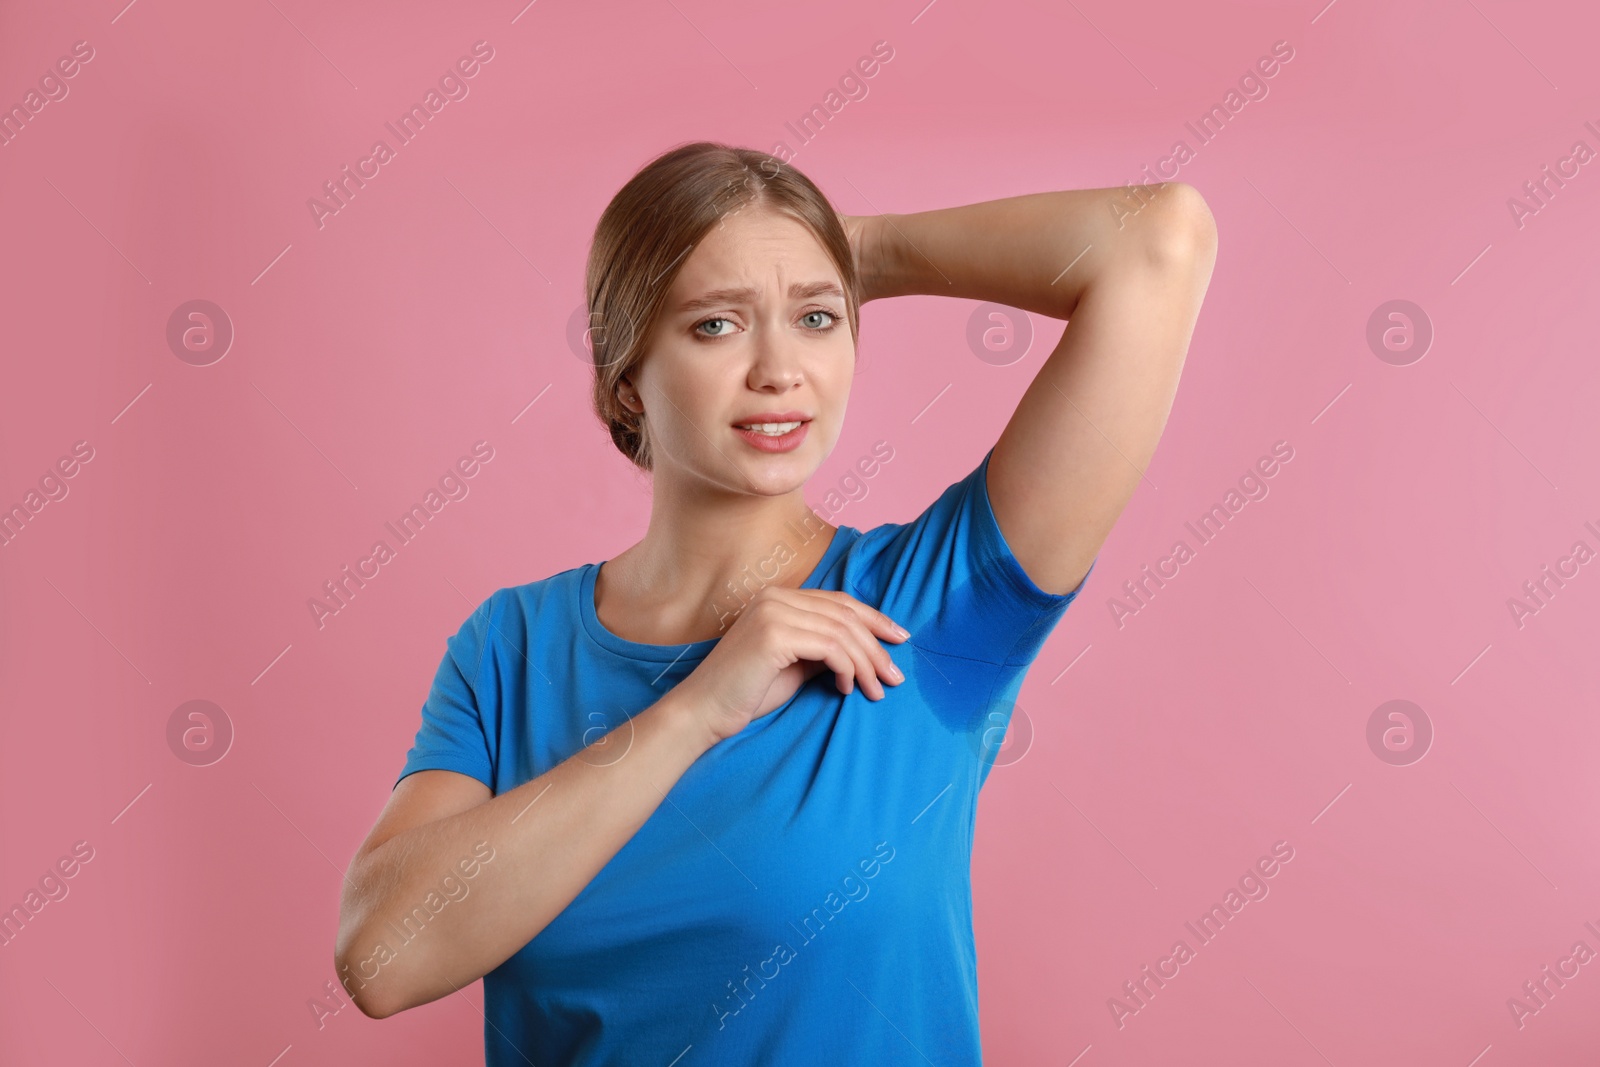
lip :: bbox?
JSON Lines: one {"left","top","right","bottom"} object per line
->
{"left": 732, "top": 420, "right": 810, "bottom": 453}
{"left": 731, "top": 411, "right": 812, "bottom": 426}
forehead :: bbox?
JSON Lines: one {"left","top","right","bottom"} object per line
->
{"left": 668, "top": 207, "right": 839, "bottom": 298}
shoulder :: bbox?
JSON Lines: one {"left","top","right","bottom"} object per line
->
{"left": 450, "top": 563, "right": 588, "bottom": 652}
{"left": 495, "top": 563, "right": 587, "bottom": 613}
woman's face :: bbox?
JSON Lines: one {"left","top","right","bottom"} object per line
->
{"left": 621, "top": 206, "right": 854, "bottom": 498}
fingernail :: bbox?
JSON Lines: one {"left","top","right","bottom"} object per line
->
{"left": 887, "top": 662, "right": 904, "bottom": 681}
{"left": 893, "top": 624, "right": 911, "bottom": 639}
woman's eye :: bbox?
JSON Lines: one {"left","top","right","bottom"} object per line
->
{"left": 696, "top": 311, "right": 837, "bottom": 337}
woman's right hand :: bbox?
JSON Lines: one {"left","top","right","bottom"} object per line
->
{"left": 673, "top": 585, "right": 911, "bottom": 745}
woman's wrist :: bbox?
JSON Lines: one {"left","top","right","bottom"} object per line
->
{"left": 648, "top": 685, "right": 722, "bottom": 760}
{"left": 842, "top": 212, "right": 898, "bottom": 306}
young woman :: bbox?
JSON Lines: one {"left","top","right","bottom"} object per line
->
{"left": 336, "top": 141, "right": 1216, "bottom": 1064}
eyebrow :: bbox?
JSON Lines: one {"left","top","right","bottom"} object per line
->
{"left": 675, "top": 280, "right": 845, "bottom": 314}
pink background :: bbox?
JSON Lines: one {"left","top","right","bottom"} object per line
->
{"left": 3, "top": 0, "right": 1599, "bottom": 1063}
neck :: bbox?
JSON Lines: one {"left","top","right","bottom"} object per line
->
{"left": 597, "top": 477, "right": 837, "bottom": 645}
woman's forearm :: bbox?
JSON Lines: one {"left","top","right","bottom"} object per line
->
{"left": 854, "top": 183, "right": 1199, "bottom": 317}
{"left": 335, "top": 692, "right": 716, "bottom": 1018}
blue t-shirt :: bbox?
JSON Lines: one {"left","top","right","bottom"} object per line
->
{"left": 397, "top": 445, "right": 1093, "bottom": 1065}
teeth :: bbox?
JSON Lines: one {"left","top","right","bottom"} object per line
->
{"left": 739, "top": 421, "right": 802, "bottom": 435}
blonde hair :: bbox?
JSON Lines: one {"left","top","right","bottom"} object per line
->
{"left": 584, "top": 141, "right": 860, "bottom": 472}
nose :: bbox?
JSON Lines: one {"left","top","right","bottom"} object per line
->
{"left": 746, "top": 320, "right": 807, "bottom": 395}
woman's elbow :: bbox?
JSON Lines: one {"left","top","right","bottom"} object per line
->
{"left": 333, "top": 948, "right": 409, "bottom": 1020}
{"left": 334, "top": 919, "right": 411, "bottom": 1020}
{"left": 1139, "top": 182, "right": 1218, "bottom": 270}
{"left": 352, "top": 988, "right": 403, "bottom": 1021}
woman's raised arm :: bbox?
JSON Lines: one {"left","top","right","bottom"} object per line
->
{"left": 844, "top": 184, "right": 1218, "bottom": 597}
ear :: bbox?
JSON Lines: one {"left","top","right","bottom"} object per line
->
{"left": 616, "top": 375, "right": 643, "bottom": 415}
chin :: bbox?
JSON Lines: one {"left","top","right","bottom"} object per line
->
{"left": 740, "top": 452, "right": 821, "bottom": 493}
{"left": 745, "top": 465, "right": 813, "bottom": 495}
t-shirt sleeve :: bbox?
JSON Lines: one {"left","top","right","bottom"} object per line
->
{"left": 394, "top": 593, "right": 498, "bottom": 790}
{"left": 849, "top": 445, "right": 1096, "bottom": 668}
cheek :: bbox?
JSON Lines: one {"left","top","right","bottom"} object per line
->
{"left": 816, "top": 344, "right": 856, "bottom": 411}
{"left": 827, "top": 323, "right": 858, "bottom": 367}
{"left": 645, "top": 359, "right": 733, "bottom": 444}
